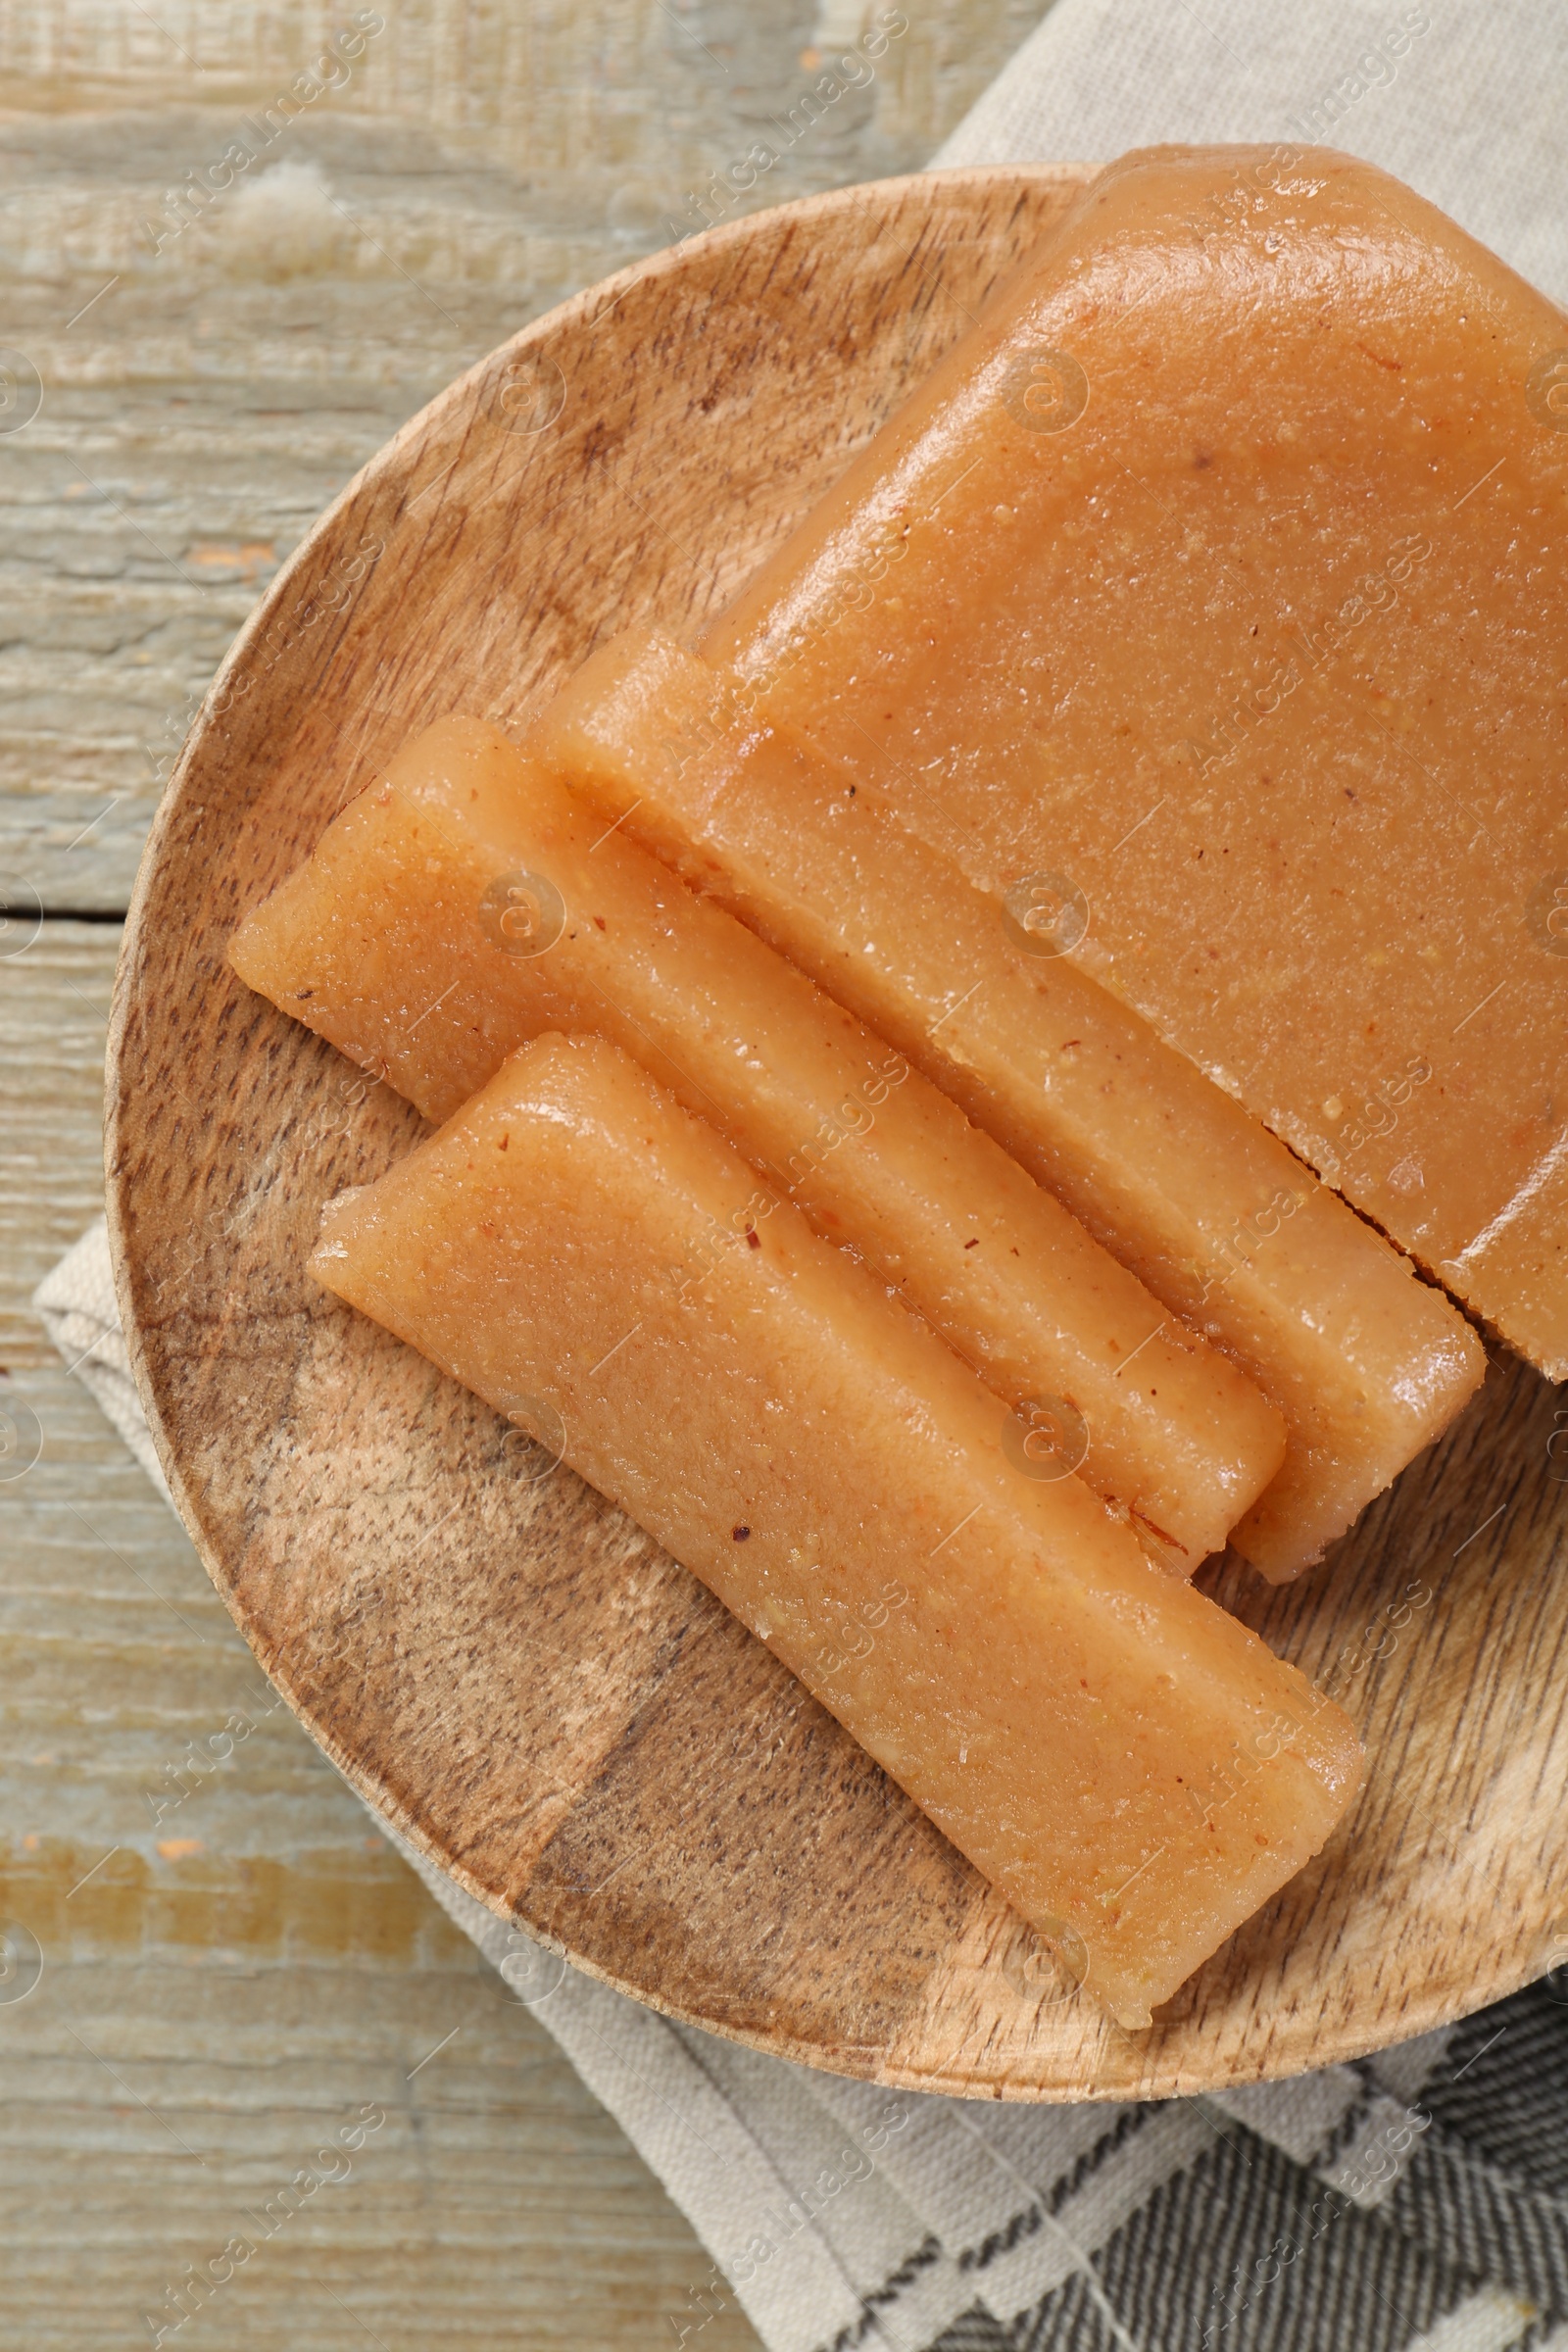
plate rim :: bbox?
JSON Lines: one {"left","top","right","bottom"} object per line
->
{"left": 102, "top": 159, "right": 1550, "bottom": 2103}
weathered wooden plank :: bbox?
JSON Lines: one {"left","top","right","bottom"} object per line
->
{"left": 0, "top": 1397, "right": 765, "bottom": 2351}
{"left": 2, "top": 1017, "right": 760, "bottom": 2347}
{"left": 0, "top": 919, "right": 117, "bottom": 1362}
{"left": 2, "top": 5, "right": 1062, "bottom": 2335}
{"left": 0, "top": 0, "right": 1056, "bottom": 911}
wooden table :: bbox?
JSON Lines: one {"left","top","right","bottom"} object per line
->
{"left": 0, "top": 5, "right": 1052, "bottom": 2340}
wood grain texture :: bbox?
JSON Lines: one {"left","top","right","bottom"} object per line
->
{"left": 0, "top": 0, "right": 1054, "bottom": 913}
{"left": 105, "top": 165, "right": 1568, "bottom": 2105}
{"left": 0, "top": 938, "right": 761, "bottom": 2352}
{"left": 6, "top": 7, "right": 1057, "bottom": 2338}
{"left": 0, "top": 922, "right": 118, "bottom": 1364}
{"left": 5, "top": 9, "right": 1057, "bottom": 2336}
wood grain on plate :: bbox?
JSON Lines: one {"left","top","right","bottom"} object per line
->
{"left": 105, "top": 166, "right": 1568, "bottom": 2102}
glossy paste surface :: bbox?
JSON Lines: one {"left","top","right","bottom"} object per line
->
{"left": 230, "top": 717, "right": 1284, "bottom": 1568}
{"left": 532, "top": 631, "right": 1484, "bottom": 1580}
{"left": 699, "top": 146, "right": 1568, "bottom": 1374}
{"left": 310, "top": 1033, "right": 1363, "bottom": 2026}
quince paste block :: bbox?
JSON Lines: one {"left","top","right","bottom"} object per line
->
{"left": 693, "top": 144, "right": 1568, "bottom": 1376}
{"left": 308, "top": 1032, "right": 1363, "bottom": 2028}
{"left": 228, "top": 716, "right": 1285, "bottom": 1569}
{"left": 527, "top": 630, "right": 1484, "bottom": 1583}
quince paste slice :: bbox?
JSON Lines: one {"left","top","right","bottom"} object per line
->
{"left": 696, "top": 143, "right": 1568, "bottom": 1377}
{"left": 530, "top": 629, "right": 1484, "bottom": 1581}
{"left": 229, "top": 715, "right": 1284, "bottom": 1568}
{"left": 309, "top": 1032, "right": 1362, "bottom": 2027}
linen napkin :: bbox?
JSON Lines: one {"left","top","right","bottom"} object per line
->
{"left": 932, "top": 0, "right": 1568, "bottom": 310}
{"left": 36, "top": 7, "right": 1568, "bottom": 2338}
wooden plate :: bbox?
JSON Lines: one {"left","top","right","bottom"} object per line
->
{"left": 105, "top": 167, "right": 1568, "bottom": 2102}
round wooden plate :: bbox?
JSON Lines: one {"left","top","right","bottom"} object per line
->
{"left": 105, "top": 167, "right": 1568, "bottom": 2102}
